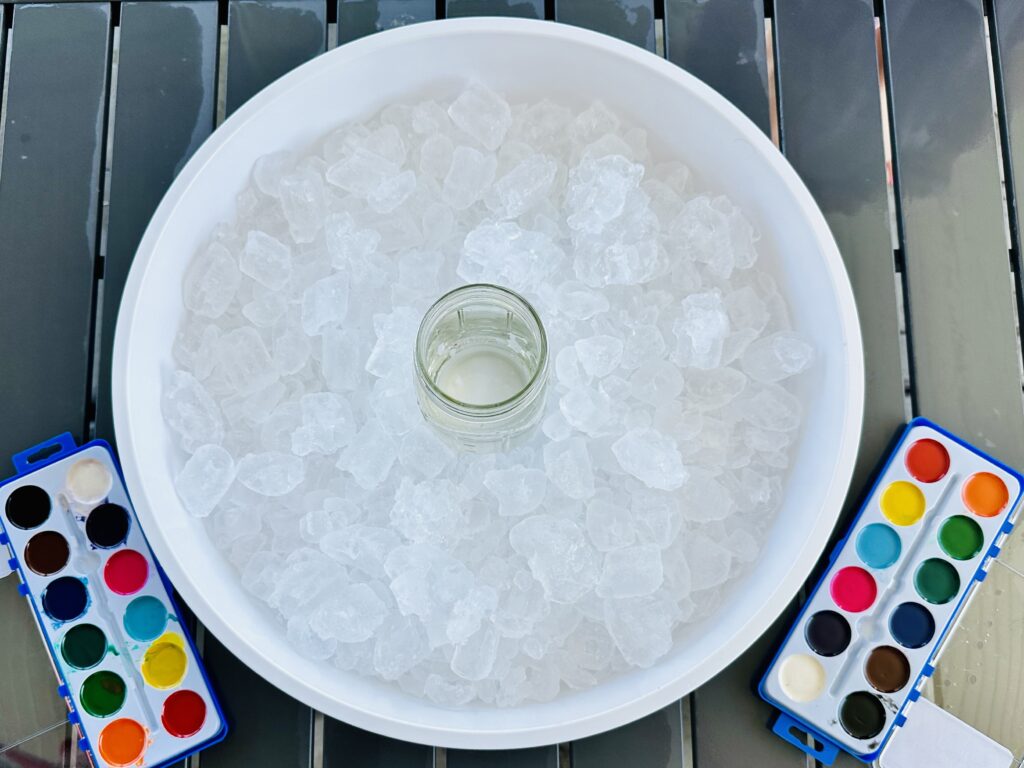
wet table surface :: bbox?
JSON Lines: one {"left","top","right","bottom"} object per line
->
{"left": 2, "top": 1, "right": 1024, "bottom": 767}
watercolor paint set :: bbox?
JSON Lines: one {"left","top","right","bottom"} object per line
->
{"left": 0, "top": 434, "right": 226, "bottom": 768}
{"left": 759, "top": 417, "right": 1023, "bottom": 764}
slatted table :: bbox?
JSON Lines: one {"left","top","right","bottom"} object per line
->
{"left": 2, "top": 1, "right": 1024, "bottom": 767}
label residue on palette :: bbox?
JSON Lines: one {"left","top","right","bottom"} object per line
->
{"left": 141, "top": 632, "right": 188, "bottom": 689}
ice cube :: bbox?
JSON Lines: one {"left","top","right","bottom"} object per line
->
{"left": 321, "top": 524, "right": 399, "bottom": 577}
{"left": 686, "top": 534, "right": 732, "bottom": 591}
{"left": 485, "top": 154, "right": 558, "bottom": 219}
{"left": 365, "top": 307, "right": 420, "bottom": 379}
{"left": 218, "top": 327, "right": 280, "bottom": 395}
{"left": 278, "top": 168, "right": 326, "bottom": 243}
{"left": 291, "top": 392, "right": 356, "bottom": 456}
{"left": 399, "top": 425, "right": 454, "bottom": 479}
{"left": 442, "top": 145, "right": 497, "bottom": 211}
{"left": 450, "top": 624, "right": 501, "bottom": 680}
{"left": 368, "top": 169, "right": 416, "bottom": 214}
{"left": 310, "top": 584, "right": 387, "bottom": 642}
{"left": 301, "top": 273, "right": 350, "bottom": 336}
{"left": 253, "top": 150, "right": 296, "bottom": 197}
{"left": 684, "top": 367, "right": 748, "bottom": 411}
{"left": 447, "top": 585, "right": 499, "bottom": 644}
{"left": 629, "top": 360, "right": 684, "bottom": 407}
{"left": 272, "top": 325, "right": 311, "bottom": 376}
{"left": 565, "top": 155, "right": 643, "bottom": 234}
{"left": 671, "top": 291, "right": 730, "bottom": 370}
{"left": 630, "top": 489, "right": 681, "bottom": 547}
{"left": 325, "top": 212, "right": 381, "bottom": 268}
{"left": 325, "top": 148, "right": 399, "bottom": 197}
{"left": 240, "top": 231, "right": 292, "bottom": 290}
{"left": 483, "top": 466, "right": 547, "bottom": 517}
{"left": 183, "top": 242, "right": 241, "bottom": 319}
{"left": 555, "top": 347, "right": 589, "bottom": 389}
{"left": 735, "top": 383, "right": 802, "bottom": 432}
{"left": 448, "top": 84, "right": 512, "bottom": 151}
{"left": 390, "top": 477, "right": 466, "bottom": 545}
{"left": 555, "top": 281, "right": 609, "bottom": 321}
{"left": 287, "top": 614, "right": 336, "bottom": 661}
{"left": 163, "top": 371, "right": 224, "bottom": 452}
{"left": 559, "top": 387, "right": 612, "bottom": 437}
{"left": 236, "top": 451, "right": 304, "bottom": 496}
{"left": 419, "top": 134, "right": 455, "bottom": 178}
{"left": 585, "top": 496, "right": 635, "bottom": 551}
{"left": 510, "top": 515, "right": 598, "bottom": 603}
{"left": 337, "top": 419, "right": 397, "bottom": 490}
{"left": 596, "top": 544, "right": 663, "bottom": 598}
{"left": 620, "top": 324, "right": 666, "bottom": 370}
{"left": 611, "top": 428, "right": 687, "bottom": 491}
{"left": 321, "top": 327, "right": 365, "bottom": 392}
{"left": 574, "top": 335, "right": 623, "bottom": 378}
{"left": 543, "top": 438, "right": 596, "bottom": 500}
{"left": 741, "top": 332, "right": 814, "bottom": 383}
{"left": 373, "top": 616, "right": 429, "bottom": 680}
{"left": 424, "top": 674, "right": 476, "bottom": 706}
{"left": 603, "top": 593, "right": 674, "bottom": 667}
{"left": 175, "top": 444, "right": 235, "bottom": 518}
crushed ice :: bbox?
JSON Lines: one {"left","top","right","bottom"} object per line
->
{"left": 168, "top": 85, "right": 814, "bottom": 706}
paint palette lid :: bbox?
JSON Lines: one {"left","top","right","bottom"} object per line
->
{"left": 878, "top": 699, "right": 1011, "bottom": 768}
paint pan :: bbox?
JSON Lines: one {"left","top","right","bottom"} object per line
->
{"left": 0, "top": 433, "right": 226, "bottom": 768}
{"left": 759, "top": 418, "right": 1023, "bottom": 764}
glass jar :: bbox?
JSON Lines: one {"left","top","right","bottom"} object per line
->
{"left": 414, "top": 283, "right": 548, "bottom": 452}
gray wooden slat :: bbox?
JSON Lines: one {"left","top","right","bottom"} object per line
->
{"left": 0, "top": 3, "right": 109, "bottom": 756}
{"left": 446, "top": 0, "right": 544, "bottom": 18}
{"left": 94, "top": 0, "right": 218, "bottom": 445}
{"left": 322, "top": 720, "right": 432, "bottom": 768}
{"left": 883, "top": 0, "right": 1024, "bottom": 464}
{"left": 199, "top": 634, "right": 313, "bottom": 767}
{"left": 774, "top": 0, "right": 905, "bottom": 532}
{"left": 993, "top": 0, "right": 1024, "bottom": 325}
{"left": 0, "top": 577, "right": 69, "bottom": 763}
{"left": 446, "top": 747, "right": 559, "bottom": 768}
{"left": 882, "top": 0, "right": 1024, "bottom": 749}
{"left": 771, "top": 3, "right": 908, "bottom": 766}
{"left": 226, "top": 0, "right": 326, "bottom": 116}
{"left": 553, "top": 0, "right": 656, "bottom": 52}
{"left": 337, "top": 0, "right": 436, "bottom": 45}
{"left": 571, "top": 703, "right": 683, "bottom": 768}
{"left": 0, "top": 1, "right": 109, "bottom": 466}
{"left": 663, "top": 0, "right": 771, "bottom": 137}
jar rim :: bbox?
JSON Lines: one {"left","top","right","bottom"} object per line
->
{"left": 414, "top": 283, "right": 548, "bottom": 416}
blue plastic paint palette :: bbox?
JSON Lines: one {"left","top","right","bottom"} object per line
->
{"left": 0, "top": 434, "right": 226, "bottom": 768}
{"left": 759, "top": 418, "right": 1023, "bottom": 764}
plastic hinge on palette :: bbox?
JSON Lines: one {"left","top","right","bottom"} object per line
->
{"left": 10, "top": 432, "right": 79, "bottom": 474}
{"left": 771, "top": 713, "right": 841, "bottom": 765}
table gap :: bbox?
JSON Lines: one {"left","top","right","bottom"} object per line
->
{"left": 216, "top": 20, "right": 228, "bottom": 126}
{"left": 876, "top": 0, "right": 916, "bottom": 421}
{"left": 986, "top": 2, "right": 1024, "bottom": 382}
{"left": 87, "top": 20, "right": 120, "bottom": 442}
